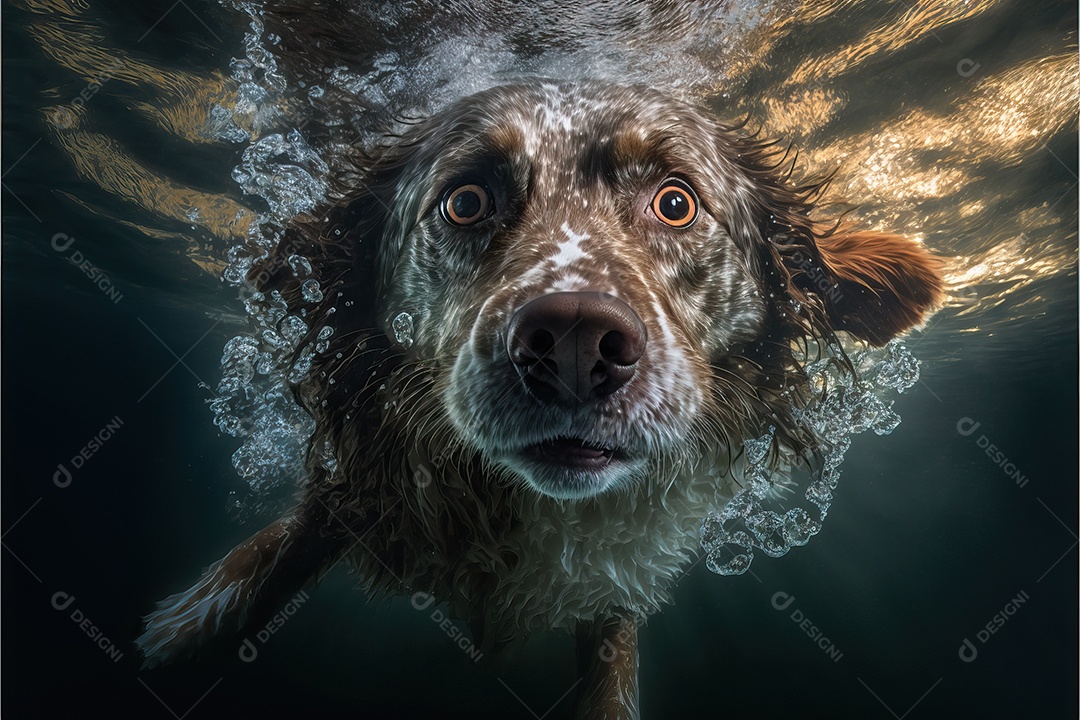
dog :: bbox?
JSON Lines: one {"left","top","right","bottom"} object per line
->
{"left": 137, "top": 78, "right": 943, "bottom": 717}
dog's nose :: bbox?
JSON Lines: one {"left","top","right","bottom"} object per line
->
{"left": 506, "top": 291, "right": 646, "bottom": 404}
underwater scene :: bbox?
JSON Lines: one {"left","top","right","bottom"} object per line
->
{"left": 3, "top": 0, "right": 1077, "bottom": 717}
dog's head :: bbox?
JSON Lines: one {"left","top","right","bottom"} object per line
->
{"left": 262, "top": 80, "right": 943, "bottom": 500}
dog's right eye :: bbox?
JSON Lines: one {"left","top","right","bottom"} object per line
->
{"left": 440, "top": 183, "right": 493, "bottom": 226}
{"left": 650, "top": 178, "right": 698, "bottom": 228}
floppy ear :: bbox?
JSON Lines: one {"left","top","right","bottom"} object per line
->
{"left": 251, "top": 189, "right": 385, "bottom": 338}
{"left": 788, "top": 228, "right": 944, "bottom": 345}
{"left": 727, "top": 128, "right": 943, "bottom": 345}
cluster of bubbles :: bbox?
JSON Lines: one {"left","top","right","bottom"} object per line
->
{"left": 218, "top": 0, "right": 792, "bottom": 152}
{"left": 700, "top": 340, "right": 922, "bottom": 575}
{"left": 208, "top": 6, "right": 337, "bottom": 517}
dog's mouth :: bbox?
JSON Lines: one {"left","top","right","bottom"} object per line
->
{"left": 521, "top": 436, "right": 627, "bottom": 471}
{"left": 500, "top": 435, "right": 642, "bottom": 499}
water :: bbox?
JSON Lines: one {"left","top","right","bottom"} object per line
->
{"left": 3, "top": 0, "right": 1076, "bottom": 718}
{"left": 702, "top": 341, "right": 922, "bottom": 575}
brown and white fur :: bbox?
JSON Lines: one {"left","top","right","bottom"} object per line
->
{"left": 137, "top": 80, "right": 943, "bottom": 717}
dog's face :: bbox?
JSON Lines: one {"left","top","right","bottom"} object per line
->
{"left": 307, "top": 80, "right": 942, "bottom": 500}
{"left": 372, "top": 82, "right": 774, "bottom": 498}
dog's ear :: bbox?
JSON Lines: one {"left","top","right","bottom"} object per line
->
{"left": 251, "top": 189, "right": 385, "bottom": 339}
{"left": 780, "top": 227, "right": 944, "bottom": 345}
{"left": 729, "top": 130, "right": 944, "bottom": 345}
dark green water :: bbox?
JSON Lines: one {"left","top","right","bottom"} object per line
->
{"left": 3, "top": 1, "right": 1076, "bottom": 718}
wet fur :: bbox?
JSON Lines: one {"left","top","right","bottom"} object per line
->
{"left": 138, "top": 81, "right": 942, "bottom": 664}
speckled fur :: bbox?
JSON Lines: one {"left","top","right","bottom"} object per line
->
{"left": 138, "top": 80, "right": 943, "bottom": 663}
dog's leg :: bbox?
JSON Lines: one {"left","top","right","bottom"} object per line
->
{"left": 573, "top": 610, "right": 640, "bottom": 720}
{"left": 136, "top": 504, "right": 341, "bottom": 667}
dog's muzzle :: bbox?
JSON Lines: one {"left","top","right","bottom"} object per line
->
{"left": 506, "top": 291, "right": 646, "bottom": 406}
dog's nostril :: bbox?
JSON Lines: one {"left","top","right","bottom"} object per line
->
{"left": 528, "top": 329, "right": 555, "bottom": 357}
{"left": 506, "top": 291, "right": 646, "bottom": 404}
{"left": 598, "top": 331, "right": 625, "bottom": 363}
{"left": 510, "top": 328, "right": 555, "bottom": 366}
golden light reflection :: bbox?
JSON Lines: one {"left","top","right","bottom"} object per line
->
{"left": 786, "top": 0, "right": 1004, "bottom": 87}
{"left": 46, "top": 104, "right": 255, "bottom": 244}
{"left": 795, "top": 51, "right": 1077, "bottom": 311}
{"left": 55, "top": 190, "right": 230, "bottom": 276}
{"left": 723, "top": 0, "right": 870, "bottom": 83}
{"left": 21, "top": 0, "right": 258, "bottom": 270}
{"left": 756, "top": 87, "right": 847, "bottom": 140}
{"left": 19, "top": 0, "right": 1077, "bottom": 328}
{"left": 730, "top": 1, "right": 1013, "bottom": 145}
{"left": 17, "top": 0, "right": 88, "bottom": 17}
{"left": 25, "top": 19, "right": 245, "bottom": 143}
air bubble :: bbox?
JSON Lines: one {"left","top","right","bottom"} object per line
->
{"left": 244, "top": 293, "right": 264, "bottom": 316}
{"left": 254, "top": 351, "right": 275, "bottom": 375}
{"left": 211, "top": 10, "right": 339, "bottom": 522}
{"left": 706, "top": 548, "right": 753, "bottom": 576}
{"left": 301, "top": 279, "right": 323, "bottom": 302}
{"left": 392, "top": 312, "right": 415, "bottom": 348}
{"left": 701, "top": 340, "right": 921, "bottom": 576}
{"left": 279, "top": 315, "right": 308, "bottom": 345}
{"left": 287, "top": 254, "right": 313, "bottom": 277}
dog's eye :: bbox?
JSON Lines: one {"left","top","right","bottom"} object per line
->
{"left": 441, "top": 183, "right": 493, "bottom": 226}
{"left": 651, "top": 179, "right": 698, "bottom": 228}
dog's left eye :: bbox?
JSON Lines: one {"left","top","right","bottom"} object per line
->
{"left": 441, "top": 183, "right": 494, "bottom": 226}
{"left": 650, "top": 179, "right": 698, "bottom": 228}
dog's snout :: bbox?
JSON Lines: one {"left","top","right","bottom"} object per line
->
{"left": 506, "top": 291, "right": 646, "bottom": 404}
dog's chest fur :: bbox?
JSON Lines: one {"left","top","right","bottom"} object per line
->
{"left": 367, "top": 438, "right": 741, "bottom": 643}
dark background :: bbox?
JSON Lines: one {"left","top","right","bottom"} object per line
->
{"left": 3, "top": 1, "right": 1077, "bottom": 718}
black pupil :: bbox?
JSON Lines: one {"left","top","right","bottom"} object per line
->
{"left": 659, "top": 190, "right": 688, "bottom": 221}
{"left": 452, "top": 190, "right": 483, "bottom": 220}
